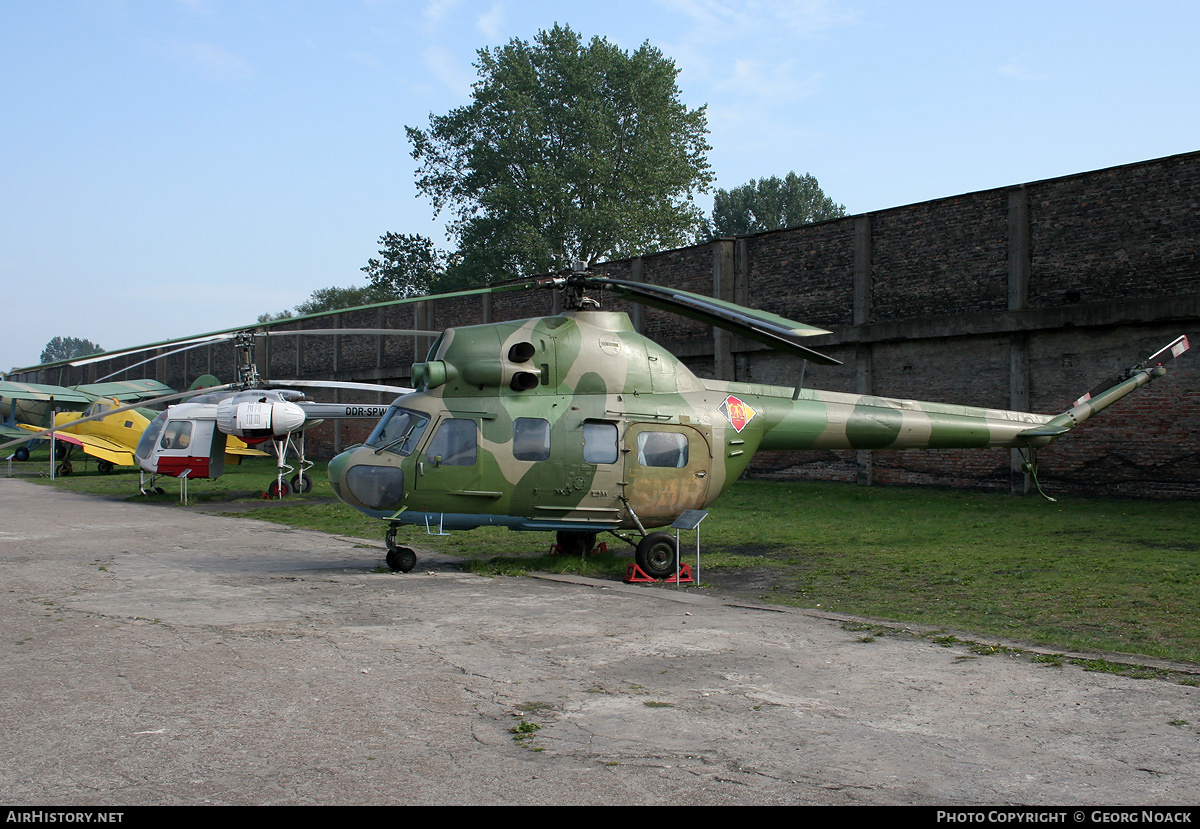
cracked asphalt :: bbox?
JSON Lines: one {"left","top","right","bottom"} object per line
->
{"left": 1, "top": 477, "right": 1198, "bottom": 805}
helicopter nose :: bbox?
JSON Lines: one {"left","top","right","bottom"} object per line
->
{"left": 327, "top": 449, "right": 351, "bottom": 499}
{"left": 328, "top": 448, "right": 406, "bottom": 511}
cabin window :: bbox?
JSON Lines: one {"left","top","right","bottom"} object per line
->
{"left": 161, "top": 421, "right": 193, "bottom": 450}
{"left": 636, "top": 431, "right": 689, "bottom": 468}
{"left": 513, "top": 417, "right": 550, "bottom": 461}
{"left": 582, "top": 421, "right": 618, "bottom": 464}
{"left": 425, "top": 418, "right": 477, "bottom": 466}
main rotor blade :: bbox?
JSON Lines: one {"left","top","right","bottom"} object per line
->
{"left": 264, "top": 379, "right": 414, "bottom": 395}
{"left": 89, "top": 336, "right": 238, "bottom": 381}
{"left": 70, "top": 333, "right": 234, "bottom": 368}
{"left": 72, "top": 327, "right": 440, "bottom": 377}
{"left": 586, "top": 277, "right": 842, "bottom": 366}
{"left": 260, "top": 328, "right": 438, "bottom": 337}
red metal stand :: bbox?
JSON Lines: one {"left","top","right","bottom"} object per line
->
{"left": 624, "top": 562, "right": 693, "bottom": 584}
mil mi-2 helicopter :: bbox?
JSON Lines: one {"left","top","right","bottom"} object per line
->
{"left": 328, "top": 265, "right": 1189, "bottom": 576}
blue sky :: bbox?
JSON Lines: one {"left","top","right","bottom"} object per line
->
{"left": 3, "top": 0, "right": 1198, "bottom": 371}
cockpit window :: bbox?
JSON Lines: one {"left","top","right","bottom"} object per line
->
{"left": 136, "top": 412, "right": 168, "bottom": 459}
{"left": 161, "top": 421, "right": 193, "bottom": 450}
{"left": 366, "top": 407, "right": 430, "bottom": 456}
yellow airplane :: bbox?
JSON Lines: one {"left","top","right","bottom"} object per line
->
{"left": 21, "top": 397, "right": 149, "bottom": 474}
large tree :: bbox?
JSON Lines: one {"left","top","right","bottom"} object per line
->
{"left": 709, "top": 171, "right": 846, "bottom": 237}
{"left": 40, "top": 336, "right": 102, "bottom": 364}
{"left": 360, "top": 232, "right": 452, "bottom": 297}
{"left": 407, "top": 24, "right": 712, "bottom": 284}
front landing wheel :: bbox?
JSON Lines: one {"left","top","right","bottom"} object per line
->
{"left": 386, "top": 546, "right": 417, "bottom": 573}
{"left": 635, "top": 532, "right": 678, "bottom": 579}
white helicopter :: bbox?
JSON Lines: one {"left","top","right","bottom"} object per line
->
{"left": 134, "top": 380, "right": 408, "bottom": 496}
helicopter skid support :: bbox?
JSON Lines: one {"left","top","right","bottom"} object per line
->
{"left": 624, "top": 562, "right": 693, "bottom": 584}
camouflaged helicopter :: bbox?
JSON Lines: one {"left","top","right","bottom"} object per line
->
{"left": 327, "top": 265, "right": 1190, "bottom": 576}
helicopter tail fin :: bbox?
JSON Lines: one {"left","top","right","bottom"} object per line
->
{"left": 1018, "top": 335, "right": 1189, "bottom": 442}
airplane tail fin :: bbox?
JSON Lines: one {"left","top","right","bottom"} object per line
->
{"left": 185, "top": 375, "right": 222, "bottom": 401}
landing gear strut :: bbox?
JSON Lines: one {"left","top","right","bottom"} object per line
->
{"left": 384, "top": 524, "right": 417, "bottom": 573}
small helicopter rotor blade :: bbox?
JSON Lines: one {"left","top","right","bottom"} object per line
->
{"left": 0, "top": 383, "right": 237, "bottom": 453}
{"left": 1146, "top": 334, "right": 1190, "bottom": 365}
{"left": 585, "top": 276, "right": 842, "bottom": 366}
{"left": 1072, "top": 335, "right": 1191, "bottom": 407}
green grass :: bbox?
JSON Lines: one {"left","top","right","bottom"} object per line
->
{"left": 19, "top": 455, "right": 1200, "bottom": 664}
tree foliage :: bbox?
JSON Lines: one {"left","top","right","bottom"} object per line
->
{"left": 407, "top": 24, "right": 713, "bottom": 284}
{"left": 294, "top": 285, "right": 388, "bottom": 316}
{"left": 361, "top": 233, "right": 452, "bottom": 297}
{"left": 709, "top": 172, "right": 845, "bottom": 237}
{"left": 257, "top": 233, "right": 450, "bottom": 324}
{"left": 41, "top": 336, "right": 102, "bottom": 364}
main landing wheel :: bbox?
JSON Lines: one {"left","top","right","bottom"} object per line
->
{"left": 97, "top": 460, "right": 114, "bottom": 474}
{"left": 268, "top": 479, "right": 290, "bottom": 498}
{"left": 290, "top": 473, "right": 313, "bottom": 494}
{"left": 55, "top": 444, "right": 68, "bottom": 461}
{"left": 55, "top": 461, "right": 73, "bottom": 477}
{"left": 14, "top": 447, "right": 29, "bottom": 462}
{"left": 556, "top": 530, "right": 597, "bottom": 557}
{"left": 635, "top": 532, "right": 678, "bottom": 579}
{"left": 385, "top": 546, "right": 417, "bottom": 573}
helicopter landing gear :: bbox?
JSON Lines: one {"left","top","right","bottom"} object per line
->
{"left": 55, "top": 460, "right": 73, "bottom": 477}
{"left": 14, "top": 447, "right": 29, "bottom": 462}
{"left": 97, "top": 460, "right": 114, "bottom": 474}
{"left": 385, "top": 546, "right": 417, "bottom": 573}
{"left": 139, "top": 471, "right": 165, "bottom": 495}
{"left": 290, "top": 472, "right": 312, "bottom": 494}
{"left": 554, "top": 530, "right": 598, "bottom": 557}
{"left": 267, "top": 479, "right": 289, "bottom": 499}
{"left": 634, "top": 532, "right": 678, "bottom": 579}
{"left": 384, "top": 524, "right": 417, "bottom": 572}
